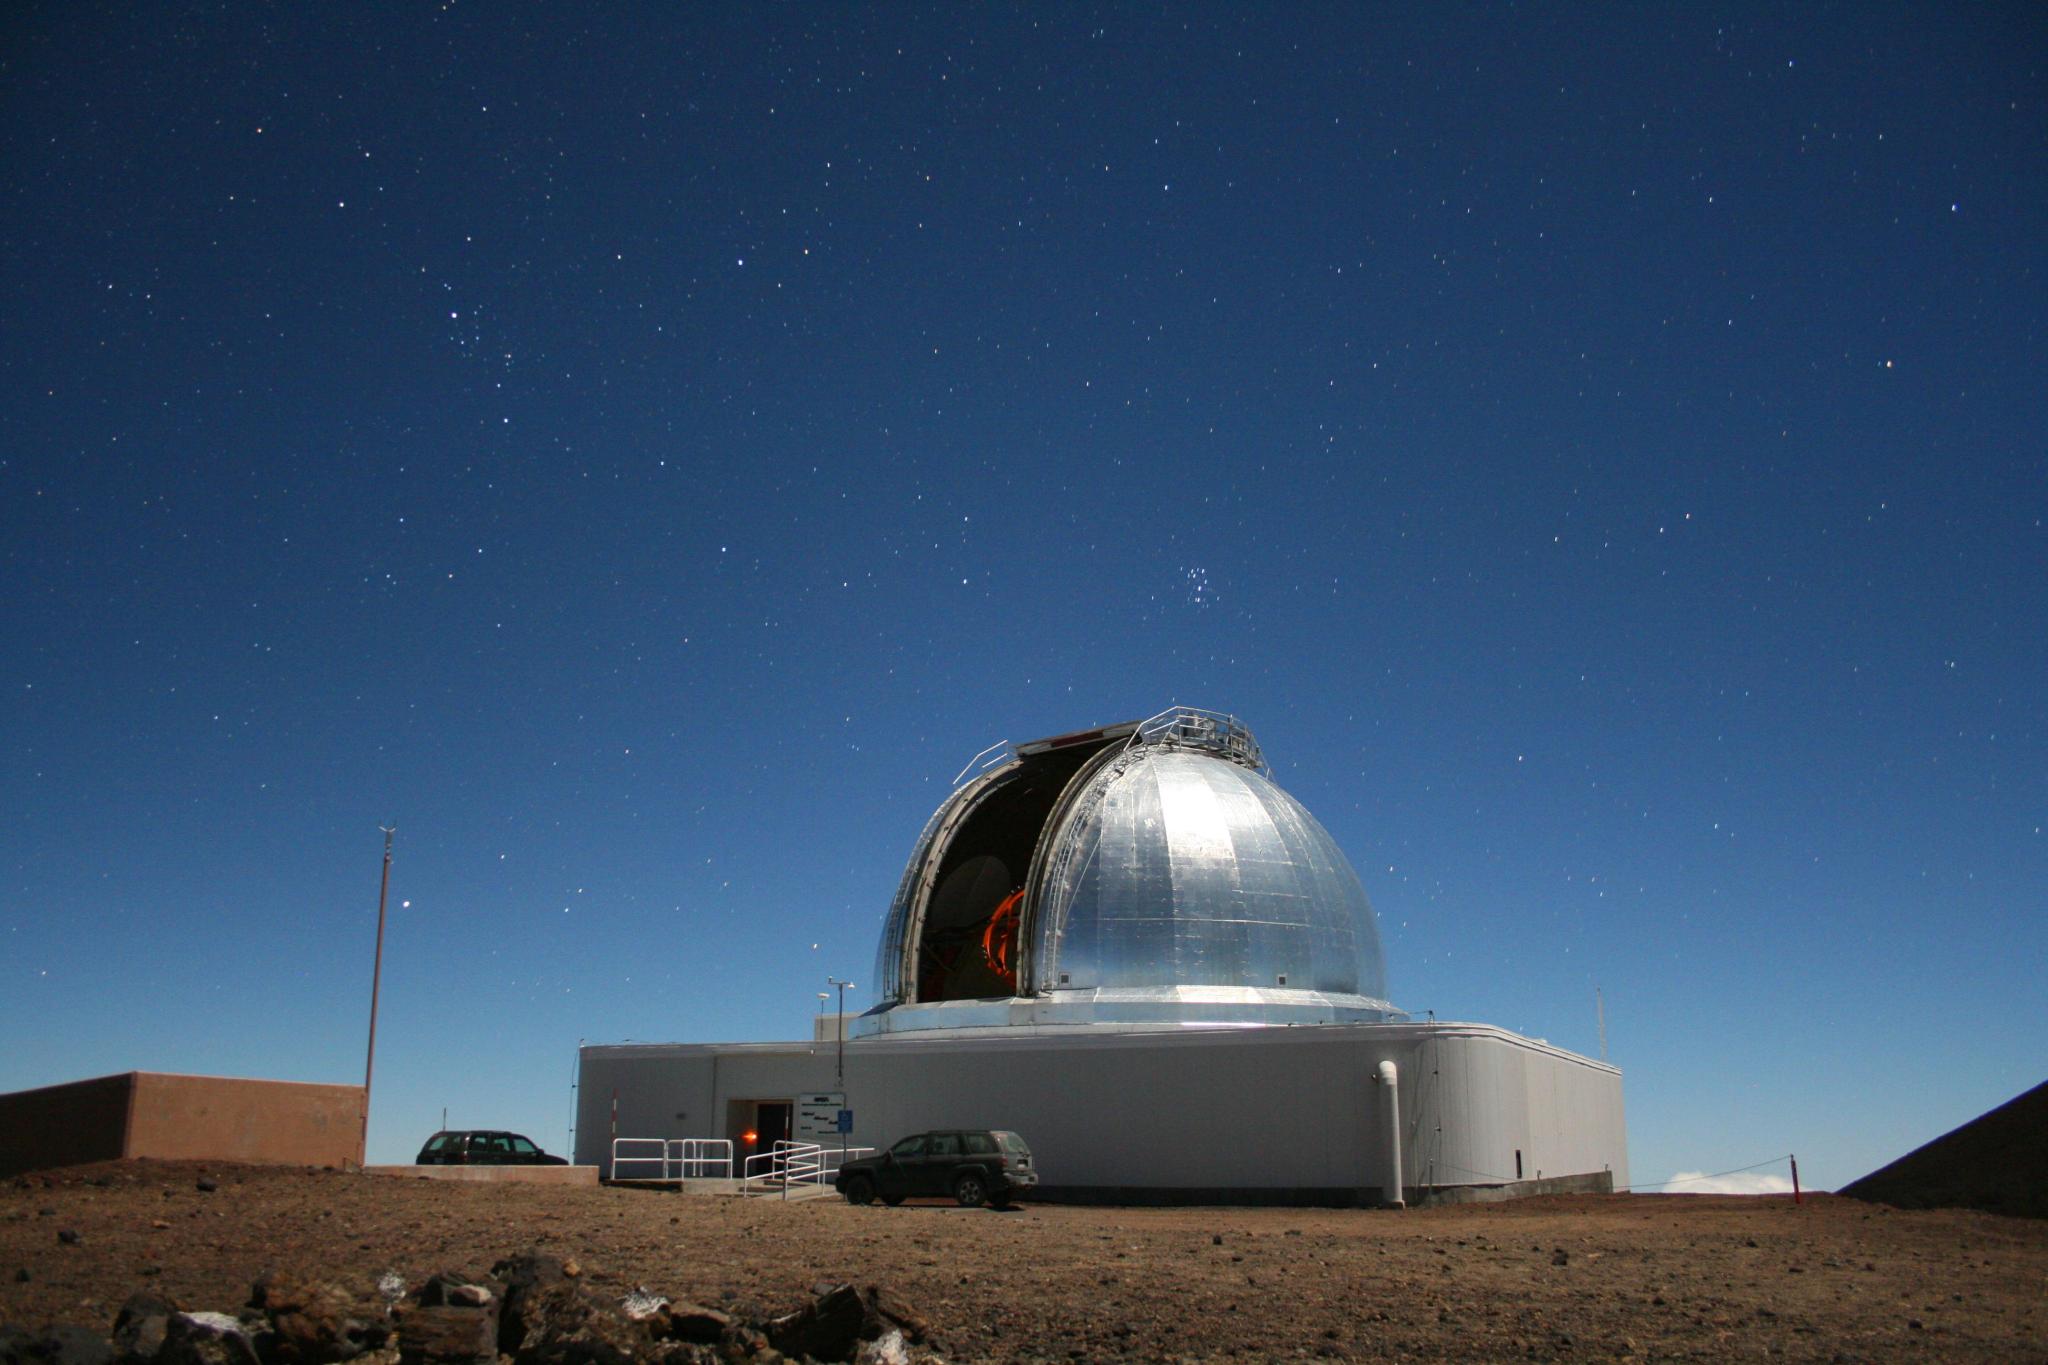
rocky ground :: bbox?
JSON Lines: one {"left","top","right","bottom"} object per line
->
{"left": 3, "top": 1161, "right": 2044, "bottom": 1363}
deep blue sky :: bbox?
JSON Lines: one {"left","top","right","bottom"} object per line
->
{"left": 4, "top": 5, "right": 2042, "bottom": 1186}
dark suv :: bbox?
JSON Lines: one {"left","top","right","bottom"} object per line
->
{"left": 834, "top": 1130, "right": 1036, "bottom": 1208}
{"left": 415, "top": 1130, "right": 566, "bottom": 1165}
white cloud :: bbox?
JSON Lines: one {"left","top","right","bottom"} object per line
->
{"left": 1665, "top": 1170, "right": 1795, "bottom": 1195}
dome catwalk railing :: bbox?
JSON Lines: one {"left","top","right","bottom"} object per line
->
{"left": 1126, "top": 706, "right": 1264, "bottom": 771}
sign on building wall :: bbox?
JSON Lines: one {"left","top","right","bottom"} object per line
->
{"left": 795, "top": 1093, "right": 847, "bottom": 1140}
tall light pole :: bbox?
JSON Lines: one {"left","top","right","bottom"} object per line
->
{"left": 827, "top": 977, "right": 854, "bottom": 1166}
{"left": 362, "top": 824, "right": 396, "bottom": 1166}
{"left": 827, "top": 977, "right": 853, "bottom": 1085}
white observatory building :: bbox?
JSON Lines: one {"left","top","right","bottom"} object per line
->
{"left": 576, "top": 709, "right": 1627, "bottom": 1204}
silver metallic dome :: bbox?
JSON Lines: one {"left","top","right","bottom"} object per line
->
{"left": 861, "top": 709, "right": 1398, "bottom": 1035}
{"left": 1030, "top": 745, "right": 1385, "bottom": 998}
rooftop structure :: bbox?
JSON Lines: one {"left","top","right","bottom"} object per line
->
{"left": 863, "top": 707, "right": 1399, "bottom": 1034}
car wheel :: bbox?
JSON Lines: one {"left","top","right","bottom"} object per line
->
{"left": 953, "top": 1172, "right": 988, "bottom": 1209}
{"left": 842, "top": 1175, "right": 876, "bottom": 1206}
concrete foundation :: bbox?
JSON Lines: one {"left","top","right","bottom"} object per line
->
{"left": 365, "top": 1164, "right": 600, "bottom": 1185}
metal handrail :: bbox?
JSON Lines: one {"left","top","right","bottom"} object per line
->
{"left": 610, "top": 1137, "right": 734, "bottom": 1182}
{"left": 815, "top": 1145, "right": 873, "bottom": 1176}
{"left": 739, "top": 1142, "right": 807, "bottom": 1194}
{"left": 738, "top": 1141, "right": 877, "bottom": 1198}
{"left": 1129, "top": 705, "right": 1263, "bottom": 770}
{"left": 673, "top": 1138, "right": 732, "bottom": 1178}
{"left": 950, "top": 738, "right": 1013, "bottom": 787}
{"left": 609, "top": 1137, "right": 670, "bottom": 1181}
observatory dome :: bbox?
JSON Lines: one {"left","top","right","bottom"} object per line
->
{"left": 860, "top": 709, "right": 1397, "bottom": 1035}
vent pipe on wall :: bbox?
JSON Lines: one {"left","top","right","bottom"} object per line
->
{"left": 1376, "top": 1059, "right": 1404, "bottom": 1208}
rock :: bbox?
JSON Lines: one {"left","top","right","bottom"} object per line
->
{"left": 863, "top": 1290, "right": 930, "bottom": 1346}
{"left": 618, "top": 1291, "right": 666, "bottom": 1324}
{"left": 394, "top": 1311, "right": 494, "bottom": 1365}
{"left": 764, "top": 1284, "right": 927, "bottom": 1364}
{"left": 3, "top": 1327, "right": 117, "bottom": 1365}
{"left": 767, "top": 1285, "right": 868, "bottom": 1363}
{"left": 15, "top": 1268, "right": 30, "bottom": 1283}
{"left": 196, "top": 1181, "right": 219, "bottom": 1195}
{"left": 411, "top": 1277, "right": 493, "bottom": 1312}
{"left": 852, "top": 1330, "right": 908, "bottom": 1365}
{"left": 1551, "top": 1249, "right": 1569, "bottom": 1266}
{"left": 112, "top": 1292, "right": 177, "bottom": 1363}
{"left": 159, "top": 1314, "right": 262, "bottom": 1365}
{"left": 60, "top": 1230, "right": 83, "bottom": 1246}
{"left": 502, "top": 1283, "right": 647, "bottom": 1365}
{"left": 713, "top": 1325, "right": 776, "bottom": 1364}
{"left": 249, "top": 1272, "right": 390, "bottom": 1364}
{"left": 488, "top": 1254, "right": 568, "bottom": 1357}
{"left": 649, "top": 1305, "right": 728, "bottom": 1347}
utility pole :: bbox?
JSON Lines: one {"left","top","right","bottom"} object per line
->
{"left": 828, "top": 977, "right": 854, "bottom": 1166}
{"left": 361, "top": 825, "right": 396, "bottom": 1166}
{"left": 828, "top": 978, "right": 853, "bottom": 1084}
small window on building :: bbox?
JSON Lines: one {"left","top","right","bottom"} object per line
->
{"left": 1515, "top": 1150, "right": 1523, "bottom": 1180}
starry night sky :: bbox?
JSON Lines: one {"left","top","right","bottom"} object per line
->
{"left": 4, "top": 5, "right": 2043, "bottom": 1185}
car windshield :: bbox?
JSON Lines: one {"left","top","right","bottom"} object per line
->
{"left": 511, "top": 1137, "right": 538, "bottom": 1154}
{"left": 996, "top": 1131, "right": 1030, "bottom": 1155}
{"left": 890, "top": 1136, "right": 925, "bottom": 1157}
{"left": 423, "top": 1134, "right": 453, "bottom": 1152}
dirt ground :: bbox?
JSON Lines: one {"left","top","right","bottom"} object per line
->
{"left": 3, "top": 1161, "right": 2043, "bottom": 1363}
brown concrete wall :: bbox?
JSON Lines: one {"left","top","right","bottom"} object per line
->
{"left": 0, "top": 1074, "right": 134, "bottom": 1177}
{"left": 124, "top": 1074, "right": 366, "bottom": 1170}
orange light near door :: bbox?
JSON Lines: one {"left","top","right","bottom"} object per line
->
{"left": 742, "top": 1130, "right": 758, "bottom": 1144}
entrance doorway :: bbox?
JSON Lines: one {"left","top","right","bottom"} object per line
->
{"left": 730, "top": 1098, "right": 793, "bottom": 1180}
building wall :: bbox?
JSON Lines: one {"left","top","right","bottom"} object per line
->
{"left": 577, "top": 1021, "right": 1626, "bottom": 1202}
{"left": 125, "top": 1074, "right": 365, "bottom": 1168}
{"left": 0, "top": 1074, "right": 132, "bottom": 1178}
{"left": 0, "top": 1072, "right": 365, "bottom": 1176}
